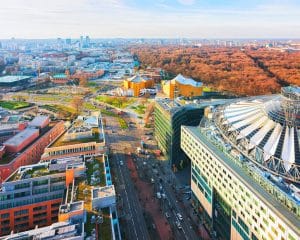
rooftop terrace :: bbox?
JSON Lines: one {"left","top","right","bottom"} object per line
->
{"left": 92, "top": 185, "right": 115, "bottom": 199}
{"left": 6, "top": 162, "right": 61, "bottom": 182}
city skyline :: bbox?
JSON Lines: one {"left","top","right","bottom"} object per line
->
{"left": 0, "top": 0, "right": 300, "bottom": 39}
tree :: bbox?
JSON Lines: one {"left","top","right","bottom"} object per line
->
{"left": 79, "top": 77, "right": 88, "bottom": 87}
{"left": 71, "top": 96, "right": 84, "bottom": 116}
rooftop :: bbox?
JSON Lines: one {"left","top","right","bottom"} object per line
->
{"left": 186, "top": 126, "right": 300, "bottom": 236}
{"left": 165, "top": 74, "right": 202, "bottom": 87}
{"left": 28, "top": 115, "right": 49, "bottom": 127}
{"left": 3, "top": 128, "right": 39, "bottom": 147}
{"left": 60, "top": 201, "right": 84, "bottom": 213}
{"left": 127, "top": 75, "right": 149, "bottom": 83}
{"left": 0, "top": 75, "right": 31, "bottom": 83}
{"left": 92, "top": 185, "right": 116, "bottom": 199}
{"left": 53, "top": 73, "right": 67, "bottom": 79}
{"left": 0, "top": 221, "right": 84, "bottom": 240}
{"left": 214, "top": 91, "right": 300, "bottom": 180}
{"left": 6, "top": 162, "right": 61, "bottom": 182}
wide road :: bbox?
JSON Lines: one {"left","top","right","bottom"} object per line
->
{"left": 105, "top": 116, "right": 150, "bottom": 240}
{"left": 124, "top": 112, "right": 199, "bottom": 240}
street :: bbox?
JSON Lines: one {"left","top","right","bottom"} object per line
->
{"left": 103, "top": 110, "right": 201, "bottom": 240}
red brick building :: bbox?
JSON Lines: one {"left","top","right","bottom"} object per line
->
{"left": 0, "top": 121, "right": 65, "bottom": 183}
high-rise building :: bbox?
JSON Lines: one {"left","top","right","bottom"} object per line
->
{"left": 65, "top": 38, "right": 71, "bottom": 45}
{"left": 80, "top": 36, "right": 83, "bottom": 49}
{"left": 181, "top": 86, "right": 300, "bottom": 240}
{"left": 154, "top": 99, "right": 226, "bottom": 167}
{"left": 85, "top": 36, "right": 90, "bottom": 48}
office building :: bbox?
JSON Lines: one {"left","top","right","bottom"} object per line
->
{"left": 0, "top": 159, "right": 85, "bottom": 236}
{"left": 154, "top": 98, "right": 226, "bottom": 167}
{"left": 181, "top": 86, "right": 300, "bottom": 240}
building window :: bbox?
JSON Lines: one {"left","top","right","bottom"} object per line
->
{"left": 1, "top": 213, "right": 9, "bottom": 219}
{"left": 14, "top": 209, "right": 29, "bottom": 216}
{"left": 33, "top": 205, "right": 47, "bottom": 211}
{"left": 278, "top": 224, "right": 285, "bottom": 234}
{"left": 238, "top": 216, "right": 249, "bottom": 234}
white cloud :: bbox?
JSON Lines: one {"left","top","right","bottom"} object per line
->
{"left": 177, "top": 0, "right": 195, "bottom": 5}
{"left": 0, "top": 0, "right": 299, "bottom": 38}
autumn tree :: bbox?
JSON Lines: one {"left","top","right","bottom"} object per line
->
{"left": 71, "top": 95, "right": 84, "bottom": 116}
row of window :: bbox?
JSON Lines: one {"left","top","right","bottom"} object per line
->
{"left": 0, "top": 193, "right": 63, "bottom": 210}
{"left": 181, "top": 127, "right": 298, "bottom": 240}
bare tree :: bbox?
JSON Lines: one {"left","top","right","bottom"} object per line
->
{"left": 71, "top": 95, "right": 84, "bottom": 116}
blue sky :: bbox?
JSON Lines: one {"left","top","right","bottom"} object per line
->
{"left": 0, "top": 0, "right": 299, "bottom": 38}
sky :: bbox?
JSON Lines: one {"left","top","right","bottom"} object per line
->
{"left": 0, "top": 0, "right": 299, "bottom": 39}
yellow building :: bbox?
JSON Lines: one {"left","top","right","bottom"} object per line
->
{"left": 162, "top": 74, "right": 203, "bottom": 99}
{"left": 123, "top": 75, "right": 155, "bottom": 97}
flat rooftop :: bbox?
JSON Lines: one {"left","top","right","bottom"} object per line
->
{"left": 53, "top": 74, "right": 67, "bottom": 79}
{"left": 6, "top": 162, "right": 61, "bottom": 182}
{"left": 28, "top": 116, "right": 49, "bottom": 127}
{"left": 0, "top": 221, "right": 83, "bottom": 240}
{"left": 92, "top": 185, "right": 115, "bottom": 199}
{"left": 60, "top": 201, "right": 84, "bottom": 213}
{"left": 186, "top": 126, "right": 300, "bottom": 236}
{"left": 0, "top": 75, "right": 31, "bottom": 83}
{"left": 3, "top": 128, "right": 39, "bottom": 147}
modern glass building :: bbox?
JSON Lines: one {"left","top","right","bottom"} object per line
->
{"left": 181, "top": 86, "right": 300, "bottom": 240}
{"left": 154, "top": 98, "right": 228, "bottom": 167}
{"left": 154, "top": 99, "right": 204, "bottom": 167}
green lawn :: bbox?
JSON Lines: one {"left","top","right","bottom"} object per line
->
{"left": 96, "top": 95, "right": 134, "bottom": 109}
{"left": 98, "top": 207, "right": 112, "bottom": 240}
{"left": 118, "top": 118, "right": 128, "bottom": 129}
{"left": 84, "top": 102, "right": 98, "bottom": 111}
{"left": 0, "top": 101, "right": 30, "bottom": 110}
{"left": 41, "top": 104, "right": 76, "bottom": 119}
{"left": 131, "top": 104, "right": 146, "bottom": 115}
{"left": 101, "top": 109, "right": 128, "bottom": 129}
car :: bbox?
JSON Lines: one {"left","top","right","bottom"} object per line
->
{"left": 165, "top": 212, "right": 170, "bottom": 218}
{"left": 151, "top": 178, "right": 155, "bottom": 184}
{"left": 176, "top": 220, "right": 182, "bottom": 229}
{"left": 119, "top": 161, "right": 124, "bottom": 166}
{"left": 156, "top": 192, "right": 161, "bottom": 199}
{"left": 185, "top": 195, "right": 191, "bottom": 201}
{"left": 177, "top": 213, "right": 183, "bottom": 221}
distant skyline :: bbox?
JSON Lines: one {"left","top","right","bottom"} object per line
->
{"left": 0, "top": 0, "right": 300, "bottom": 39}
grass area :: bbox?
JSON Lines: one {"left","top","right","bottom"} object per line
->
{"left": 131, "top": 104, "right": 146, "bottom": 115}
{"left": 84, "top": 157, "right": 111, "bottom": 238}
{"left": 96, "top": 95, "right": 134, "bottom": 109}
{"left": 203, "top": 86, "right": 214, "bottom": 92}
{"left": 118, "top": 118, "right": 128, "bottom": 129}
{"left": 88, "top": 82, "right": 97, "bottom": 87}
{"left": 77, "top": 157, "right": 112, "bottom": 239}
{"left": 41, "top": 104, "right": 76, "bottom": 119}
{"left": 0, "top": 101, "right": 30, "bottom": 110}
{"left": 84, "top": 102, "right": 98, "bottom": 111}
{"left": 98, "top": 207, "right": 112, "bottom": 240}
{"left": 86, "top": 157, "right": 106, "bottom": 187}
{"left": 101, "top": 109, "right": 118, "bottom": 117}
{"left": 32, "top": 94, "right": 72, "bottom": 103}
{"left": 101, "top": 109, "right": 128, "bottom": 129}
